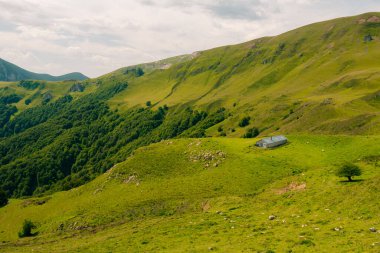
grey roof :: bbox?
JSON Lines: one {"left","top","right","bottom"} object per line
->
{"left": 257, "top": 135, "right": 287, "bottom": 144}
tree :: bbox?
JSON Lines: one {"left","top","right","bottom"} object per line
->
{"left": 18, "top": 220, "right": 36, "bottom": 238}
{"left": 0, "top": 189, "right": 8, "bottom": 207}
{"left": 146, "top": 101, "right": 152, "bottom": 107}
{"left": 243, "top": 127, "right": 260, "bottom": 138}
{"left": 238, "top": 117, "right": 250, "bottom": 127}
{"left": 136, "top": 67, "right": 144, "bottom": 77}
{"left": 336, "top": 163, "right": 362, "bottom": 182}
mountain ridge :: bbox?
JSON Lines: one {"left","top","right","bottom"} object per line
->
{"left": 0, "top": 58, "right": 88, "bottom": 81}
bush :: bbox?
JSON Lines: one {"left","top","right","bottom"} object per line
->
{"left": 238, "top": 117, "right": 250, "bottom": 127}
{"left": 146, "top": 101, "right": 152, "bottom": 107}
{"left": 336, "top": 163, "right": 362, "bottom": 182}
{"left": 0, "top": 189, "right": 8, "bottom": 207}
{"left": 136, "top": 67, "right": 144, "bottom": 77}
{"left": 25, "top": 98, "right": 32, "bottom": 105}
{"left": 18, "top": 220, "right": 36, "bottom": 238}
{"left": 243, "top": 127, "right": 259, "bottom": 138}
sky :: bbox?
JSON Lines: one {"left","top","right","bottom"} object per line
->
{"left": 0, "top": 0, "right": 379, "bottom": 78}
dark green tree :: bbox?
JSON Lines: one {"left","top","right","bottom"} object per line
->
{"left": 243, "top": 127, "right": 260, "bottom": 138}
{"left": 0, "top": 189, "right": 8, "bottom": 207}
{"left": 18, "top": 220, "right": 36, "bottom": 238}
{"left": 136, "top": 67, "right": 144, "bottom": 77}
{"left": 238, "top": 117, "right": 250, "bottom": 127}
{"left": 336, "top": 163, "right": 362, "bottom": 182}
{"left": 146, "top": 101, "right": 152, "bottom": 107}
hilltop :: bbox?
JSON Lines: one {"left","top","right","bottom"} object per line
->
{"left": 0, "top": 58, "right": 88, "bottom": 82}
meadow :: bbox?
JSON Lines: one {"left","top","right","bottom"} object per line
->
{"left": 0, "top": 135, "right": 379, "bottom": 252}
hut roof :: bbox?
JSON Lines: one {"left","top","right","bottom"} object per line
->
{"left": 257, "top": 135, "right": 287, "bottom": 144}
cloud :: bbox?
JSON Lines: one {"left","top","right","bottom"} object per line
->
{"left": 0, "top": 0, "right": 379, "bottom": 77}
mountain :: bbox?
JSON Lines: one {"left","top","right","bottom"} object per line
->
{"left": 0, "top": 58, "right": 88, "bottom": 81}
{"left": 0, "top": 11, "right": 378, "bottom": 196}
{"left": 0, "top": 12, "right": 379, "bottom": 252}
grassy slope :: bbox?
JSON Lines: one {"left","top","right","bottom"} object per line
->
{"left": 0, "top": 12, "right": 380, "bottom": 252}
{"left": 1, "top": 13, "right": 380, "bottom": 135}
{"left": 0, "top": 80, "right": 97, "bottom": 113}
{"left": 107, "top": 12, "right": 380, "bottom": 136}
{"left": 0, "top": 135, "right": 379, "bottom": 252}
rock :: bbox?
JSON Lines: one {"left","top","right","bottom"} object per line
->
{"left": 208, "top": 247, "right": 214, "bottom": 251}
{"left": 333, "top": 227, "right": 342, "bottom": 231}
{"left": 370, "top": 227, "right": 377, "bottom": 233}
{"left": 268, "top": 215, "right": 276, "bottom": 220}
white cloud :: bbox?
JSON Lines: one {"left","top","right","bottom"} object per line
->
{"left": 0, "top": 0, "right": 379, "bottom": 77}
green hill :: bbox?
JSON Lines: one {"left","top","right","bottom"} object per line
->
{"left": 0, "top": 58, "right": 88, "bottom": 81}
{"left": 0, "top": 12, "right": 380, "bottom": 252}
{"left": 0, "top": 12, "right": 379, "bottom": 197}
{"left": 107, "top": 12, "right": 380, "bottom": 136}
{"left": 0, "top": 135, "right": 379, "bottom": 252}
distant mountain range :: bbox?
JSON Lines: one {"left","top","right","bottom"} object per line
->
{"left": 0, "top": 58, "right": 88, "bottom": 81}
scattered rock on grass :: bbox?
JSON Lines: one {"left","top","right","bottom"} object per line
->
{"left": 370, "top": 227, "right": 377, "bottom": 233}
{"left": 269, "top": 215, "right": 276, "bottom": 220}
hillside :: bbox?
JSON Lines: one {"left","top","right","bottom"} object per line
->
{"left": 0, "top": 136, "right": 379, "bottom": 252}
{"left": 0, "top": 12, "right": 379, "bottom": 198}
{"left": 107, "top": 12, "right": 380, "bottom": 136}
{"left": 0, "top": 58, "right": 88, "bottom": 81}
{"left": 0, "top": 12, "right": 380, "bottom": 251}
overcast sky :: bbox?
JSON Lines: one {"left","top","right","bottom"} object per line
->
{"left": 0, "top": 0, "right": 379, "bottom": 77}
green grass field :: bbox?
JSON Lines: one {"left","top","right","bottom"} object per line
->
{"left": 1, "top": 12, "right": 380, "bottom": 252}
{"left": 0, "top": 135, "right": 379, "bottom": 252}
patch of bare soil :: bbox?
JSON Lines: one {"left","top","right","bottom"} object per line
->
{"left": 275, "top": 182, "right": 306, "bottom": 195}
{"left": 367, "top": 16, "right": 380, "bottom": 23}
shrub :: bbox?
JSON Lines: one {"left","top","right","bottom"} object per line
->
{"left": 336, "top": 163, "right": 362, "bottom": 182}
{"left": 25, "top": 98, "right": 32, "bottom": 105}
{"left": 136, "top": 67, "right": 144, "bottom": 77}
{"left": 0, "top": 189, "right": 8, "bottom": 207}
{"left": 18, "top": 80, "right": 41, "bottom": 90}
{"left": 146, "top": 101, "right": 152, "bottom": 107}
{"left": 238, "top": 116, "right": 250, "bottom": 127}
{"left": 243, "top": 127, "right": 260, "bottom": 138}
{"left": 18, "top": 220, "right": 36, "bottom": 238}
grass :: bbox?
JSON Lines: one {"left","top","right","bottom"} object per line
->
{"left": 0, "top": 80, "right": 97, "bottom": 113}
{"left": 0, "top": 135, "right": 379, "bottom": 252}
{"left": 0, "top": 12, "right": 380, "bottom": 252}
{"left": 104, "top": 12, "right": 380, "bottom": 135}
{"left": 1, "top": 13, "right": 380, "bottom": 134}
